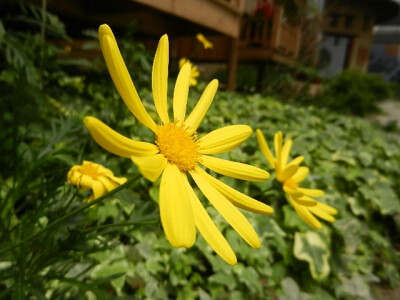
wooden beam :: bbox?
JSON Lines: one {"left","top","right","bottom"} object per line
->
{"left": 131, "top": 0, "right": 243, "bottom": 37}
{"left": 227, "top": 37, "right": 239, "bottom": 91}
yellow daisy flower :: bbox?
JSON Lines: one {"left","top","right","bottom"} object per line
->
{"left": 67, "top": 161, "right": 127, "bottom": 202}
{"left": 196, "top": 33, "right": 213, "bottom": 49}
{"left": 256, "top": 130, "right": 337, "bottom": 229}
{"left": 84, "top": 24, "right": 272, "bottom": 265}
{"left": 179, "top": 57, "right": 200, "bottom": 86}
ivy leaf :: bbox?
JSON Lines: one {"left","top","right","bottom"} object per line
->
{"left": 358, "top": 179, "right": 400, "bottom": 214}
{"left": 293, "top": 232, "right": 330, "bottom": 280}
{"left": 208, "top": 272, "right": 236, "bottom": 290}
{"left": 347, "top": 196, "right": 368, "bottom": 218}
{"left": 333, "top": 218, "right": 363, "bottom": 254}
{"left": 278, "top": 277, "right": 311, "bottom": 300}
{"left": 335, "top": 275, "right": 372, "bottom": 300}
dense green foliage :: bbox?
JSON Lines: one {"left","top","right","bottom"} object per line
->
{"left": 1, "top": 4, "right": 400, "bottom": 299}
{"left": 316, "top": 70, "right": 393, "bottom": 116}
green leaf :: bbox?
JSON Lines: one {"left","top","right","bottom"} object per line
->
{"left": 278, "top": 277, "right": 313, "bottom": 300}
{"left": 358, "top": 179, "right": 400, "bottom": 214}
{"left": 293, "top": 231, "right": 331, "bottom": 280}
{"left": 331, "top": 150, "right": 356, "bottom": 165}
{"left": 335, "top": 275, "right": 372, "bottom": 300}
{"left": 358, "top": 151, "right": 373, "bottom": 166}
{"left": 347, "top": 196, "right": 368, "bottom": 218}
{"left": 208, "top": 272, "right": 236, "bottom": 290}
{"left": 333, "top": 217, "right": 363, "bottom": 254}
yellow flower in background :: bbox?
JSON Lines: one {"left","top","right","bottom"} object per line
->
{"left": 196, "top": 33, "right": 213, "bottom": 49}
{"left": 84, "top": 24, "right": 272, "bottom": 265}
{"left": 179, "top": 57, "right": 200, "bottom": 86}
{"left": 256, "top": 130, "right": 337, "bottom": 229}
{"left": 67, "top": 161, "right": 127, "bottom": 202}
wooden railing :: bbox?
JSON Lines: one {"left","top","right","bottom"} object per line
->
{"left": 239, "top": 5, "right": 301, "bottom": 59}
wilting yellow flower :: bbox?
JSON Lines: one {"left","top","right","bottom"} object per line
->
{"left": 84, "top": 24, "right": 272, "bottom": 265}
{"left": 256, "top": 130, "right": 337, "bottom": 229}
{"left": 179, "top": 58, "right": 200, "bottom": 86}
{"left": 67, "top": 161, "right": 127, "bottom": 202}
{"left": 196, "top": 33, "right": 213, "bottom": 49}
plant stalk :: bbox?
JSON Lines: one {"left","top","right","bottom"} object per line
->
{"left": 0, "top": 175, "right": 141, "bottom": 255}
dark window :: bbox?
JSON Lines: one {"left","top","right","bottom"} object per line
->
{"left": 329, "top": 13, "right": 340, "bottom": 27}
{"left": 344, "top": 15, "right": 355, "bottom": 29}
{"left": 363, "top": 16, "right": 372, "bottom": 31}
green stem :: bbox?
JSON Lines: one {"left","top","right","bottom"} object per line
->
{"left": 81, "top": 217, "right": 158, "bottom": 234}
{"left": 0, "top": 175, "right": 141, "bottom": 256}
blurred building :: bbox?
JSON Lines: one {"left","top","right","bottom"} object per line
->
{"left": 369, "top": 11, "right": 400, "bottom": 81}
{"left": 25, "top": 0, "right": 400, "bottom": 86}
{"left": 319, "top": 0, "right": 399, "bottom": 77}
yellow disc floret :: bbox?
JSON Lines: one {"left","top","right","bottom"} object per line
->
{"left": 156, "top": 121, "right": 200, "bottom": 172}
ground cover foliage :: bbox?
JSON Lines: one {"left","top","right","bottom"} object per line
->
{"left": 1, "top": 4, "right": 400, "bottom": 299}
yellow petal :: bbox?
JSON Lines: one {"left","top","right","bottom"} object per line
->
{"left": 297, "top": 187, "right": 324, "bottom": 197}
{"left": 67, "top": 168, "right": 81, "bottom": 185}
{"left": 289, "top": 196, "right": 322, "bottom": 229}
{"left": 291, "top": 167, "right": 309, "bottom": 184}
{"left": 274, "top": 131, "right": 283, "bottom": 164}
{"left": 291, "top": 195, "right": 317, "bottom": 206}
{"left": 283, "top": 185, "right": 303, "bottom": 197}
{"left": 196, "top": 167, "right": 273, "bottom": 215}
{"left": 295, "top": 205, "right": 322, "bottom": 229}
{"left": 287, "top": 155, "right": 304, "bottom": 167}
{"left": 185, "top": 79, "right": 218, "bottom": 132}
{"left": 96, "top": 164, "right": 114, "bottom": 177}
{"left": 159, "top": 164, "right": 196, "bottom": 248}
{"left": 201, "top": 155, "right": 269, "bottom": 182}
{"left": 198, "top": 125, "right": 252, "bottom": 155}
{"left": 152, "top": 34, "right": 169, "bottom": 124}
{"left": 84, "top": 117, "right": 158, "bottom": 158}
{"left": 99, "top": 29, "right": 157, "bottom": 132}
{"left": 190, "top": 78, "right": 198, "bottom": 87}
{"left": 182, "top": 175, "right": 237, "bottom": 265}
{"left": 179, "top": 57, "right": 188, "bottom": 69}
{"left": 280, "top": 139, "right": 293, "bottom": 170}
{"left": 92, "top": 180, "right": 107, "bottom": 199}
{"left": 97, "top": 176, "right": 119, "bottom": 191}
{"left": 79, "top": 174, "right": 93, "bottom": 190}
{"left": 309, "top": 205, "right": 336, "bottom": 223}
{"left": 256, "top": 129, "right": 276, "bottom": 168}
{"left": 317, "top": 202, "right": 338, "bottom": 215}
{"left": 276, "top": 164, "right": 298, "bottom": 182}
{"left": 173, "top": 63, "right": 191, "bottom": 121}
{"left": 131, "top": 154, "right": 167, "bottom": 182}
{"left": 109, "top": 175, "right": 128, "bottom": 186}
{"left": 190, "top": 167, "right": 261, "bottom": 248}
{"left": 99, "top": 24, "right": 117, "bottom": 45}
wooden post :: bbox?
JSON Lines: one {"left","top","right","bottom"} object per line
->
{"left": 227, "top": 37, "right": 239, "bottom": 91}
{"left": 271, "top": 5, "right": 283, "bottom": 49}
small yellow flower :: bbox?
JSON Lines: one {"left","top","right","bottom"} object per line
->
{"left": 256, "top": 130, "right": 337, "bottom": 229}
{"left": 179, "top": 58, "right": 200, "bottom": 86}
{"left": 84, "top": 24, "right": 272, "bottom": 265}
{"left": 67, "top": 161, "right": 127, "bottom": 202}
{"left": 196, "top": 33, "right": 213, "bottom": 49}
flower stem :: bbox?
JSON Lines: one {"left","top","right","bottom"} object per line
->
{"left": 81, "top": 217, "right": 158, "bottom": 233}
{"left": 0, "top": 174, "right": 141, "bottom": 256}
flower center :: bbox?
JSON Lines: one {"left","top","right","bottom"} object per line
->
{"left": 80, "top": 164, "right": 99, "bottom": 179}
{"left": 155, "top": 121, "right": 200, "bottom": 172}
